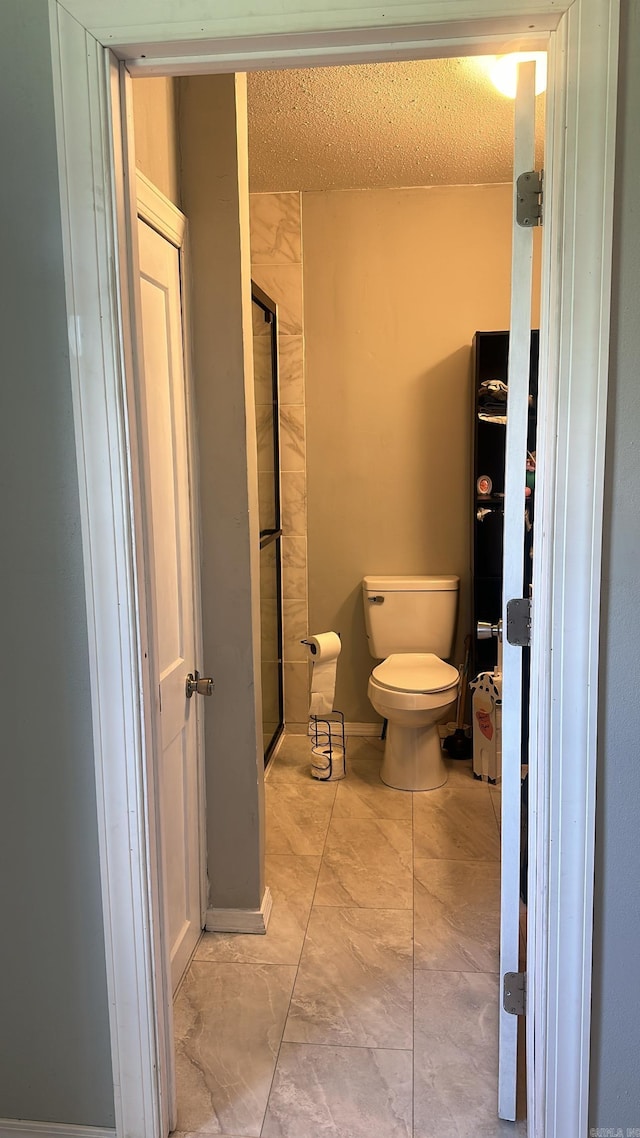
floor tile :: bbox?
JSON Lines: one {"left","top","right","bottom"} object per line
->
{"left": 413, "top": 970, "right": 526, "bottom": 1138}
{"left": 174, "top": 961, "right": 295, "bottom": 1137}
{"left": 269, "top": 735, "right": 384, "bottom": 783}
{"left": 414, "top": 859, "right": 500, "bottom": 972}
{"left": 490, "top": 785, "right": 502, "bottom": 831}
{"left": 174, "top": 730, "right": 519, "bottom": 1138}
{"left": 332, "top": 758, "right": 412, "bottom": 820}
{"left": 194, "top": 855, "right": 320, "bottom": 966}
{"left": 265, "top": 779, "right": 336, "bottom": 855}
{"left": 346, "top": 735, "right": 385, "bottom": 760}
{"left": 267, "top": 734, "right": 317, "bottom": 786}
{"left": 315, "top": 817, "right": 413, "bottom": 908}
{"left": 413, "top": 788, "right": 500, "bottom": 861}
{"left": 443, "top": 757, "right": 491, "bottom": 789}
{"left": 283, "top": 907, "right": 413, "bottom": 1048}
{"left": 262, "top": 1042, "right": 412, "bottom": 1138}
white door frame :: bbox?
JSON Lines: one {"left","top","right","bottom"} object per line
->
{"left": 48, "top": 2, "right": 619, "bottom": 1136}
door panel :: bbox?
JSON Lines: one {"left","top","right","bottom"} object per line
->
{"left": 499, "top": 59, "right": 537, "bottom": 1121}
{"left": 137, "top": 215, "right": 202, "bottom": 994}
{"left": 139, "top": 274, "right": 184, "bottom": 674}
{"left": 163, "top": 729, "right": 190, "bottom": 952}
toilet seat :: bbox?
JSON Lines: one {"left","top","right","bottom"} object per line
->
{"left": 372, "top": 653, "right": 459, "bottom": 695}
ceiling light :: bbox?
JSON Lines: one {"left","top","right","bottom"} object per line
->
{"left": 488, "top": 52, "right": 547, "bottom": 99}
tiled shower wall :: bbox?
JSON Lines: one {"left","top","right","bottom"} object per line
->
{"left": 250, "top": 192, "right": 309, "bottom": 730}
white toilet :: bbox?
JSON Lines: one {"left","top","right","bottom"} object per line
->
{"left": 363, "top": 575, "right": 460, "bottom": 791}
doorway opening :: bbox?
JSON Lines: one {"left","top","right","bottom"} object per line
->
{"left": 129, "top": 49, "right": 542, "bottom": 1137}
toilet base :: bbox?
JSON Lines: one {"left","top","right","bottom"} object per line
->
{"left": 381, "top": 721, "right": 448, "bottom": 792}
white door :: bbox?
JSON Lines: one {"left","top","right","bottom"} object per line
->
{"left": 136, "top": 192, "right": 203, "bottom": 995}
{"left": 499, "top": 59, "right": 539, "bottom": 1121}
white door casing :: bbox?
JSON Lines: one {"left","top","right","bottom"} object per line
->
{"left": 48, "top": 3, "right": 619, "bottom": 1136}
{"left": 136, "top": 196, "right": 203, "bottom": 995}
{"left": 499, "top": 58, "right": 537, "bottom": 1122}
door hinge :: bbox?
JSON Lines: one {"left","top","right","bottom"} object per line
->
{"left": 506, "top": 597, "right": 532, "bottom": 647}
{"left": 516, "top": 169, "right": 543, "bottom": 227}
{"left": 503, "top": 971, "right": 526, "bottom": 1016}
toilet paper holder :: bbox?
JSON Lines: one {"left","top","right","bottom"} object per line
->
{"left": 308, "top": 709, "right": 346, "bottom": 781}
{"left": 301, "top": 634, "right": 346, "bottom": 780}
{"left": 301, "top": 631, "right": 341, "bottom": 655}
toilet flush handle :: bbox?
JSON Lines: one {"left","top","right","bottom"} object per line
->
{"left": 368, "top": 595, "right": 385, "bottom": 604}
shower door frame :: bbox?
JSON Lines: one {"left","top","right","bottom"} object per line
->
{"left": 252, "top": 280, "right": 285, "bottom": 764}
{"left": 48, "top": 2, "right": 619, "bottom": 1137}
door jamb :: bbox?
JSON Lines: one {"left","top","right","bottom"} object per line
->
{"left": 48, "top": 2, "right": 620, "bottom": 1136}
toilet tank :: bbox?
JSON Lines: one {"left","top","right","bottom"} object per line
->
{"left": 362, "top": 575, "right": 459, "bottom": 659}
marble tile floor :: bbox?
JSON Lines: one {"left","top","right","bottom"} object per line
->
{"left": 172, "top": 733, "right": 526, "bottom": 1138}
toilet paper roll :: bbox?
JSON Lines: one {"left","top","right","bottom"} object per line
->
{"left": 311, "top": 742, "right": 345, "bottom": 781}
{"left": 305, "top": 631, "right": 341, "bottom": 718}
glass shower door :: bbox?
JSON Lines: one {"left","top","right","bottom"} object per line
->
{"left": 252, "top": 283, "right": 284, "bottom": 762}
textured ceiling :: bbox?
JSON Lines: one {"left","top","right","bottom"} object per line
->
{"left": 247, "top": 57, "right": 545, "bottom": 193}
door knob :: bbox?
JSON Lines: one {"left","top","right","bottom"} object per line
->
{"left": 476, "top": 620, "right": 502, "bottom": 642}
{"left": 185, "top": 671, "right": 215, "bottom": 698}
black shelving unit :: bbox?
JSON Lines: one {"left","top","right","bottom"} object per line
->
{"left": 471, "top": 330, "right": 539, "bottom": 680}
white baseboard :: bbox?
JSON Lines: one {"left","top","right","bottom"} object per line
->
{"left": 283, "top": 721, "right": 310, "bottom": 735}
{"left": 205, "top": 885, "right": 273, "bottom": 934}
{"left": 311, "top": 721, "right": 382, "bottom": 739}
{"left": 344, "top": 722, "right": 383, "bottom": 737}
{"left": 285, "top": 722, "right": 382, "bottom": 738}
{"left": 0, "top": 1123, "right": 115, "bottom": 1138}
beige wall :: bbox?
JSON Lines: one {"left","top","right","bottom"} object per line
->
{"left": 304, "top": 184, "right": 541, "bottom": 722}
{"left": 250, "top": 192, "right": 310, "bottom": 730}
{"left": 131, "top": 77, "right": 180, "bottom": 207}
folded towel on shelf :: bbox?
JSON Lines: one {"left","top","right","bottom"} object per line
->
{"left": 478, "top": 379, "right": 509, "bottom": 417}
{"left": 480, "top": 379, "right": 508, "bottom": 401}
{"left": 478, "top": 378, "right": 535, "bottom": 415}
{"left": 478, "top": 411, "right": 507, "bottom": 425}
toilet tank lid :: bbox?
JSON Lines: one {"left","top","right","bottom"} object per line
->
{"left": 363, "top": 574, "right": 459, "bottom": 592}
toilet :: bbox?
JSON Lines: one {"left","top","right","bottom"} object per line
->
{"left": 362, "top": 575, "right": 460, "bottom": 791}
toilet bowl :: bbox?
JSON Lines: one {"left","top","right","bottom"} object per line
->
{"left": 362, "top": 575, "right": 460, "bottom": 792}
{"left": 368, "top": 653, "right": 459, "bottom": 791}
